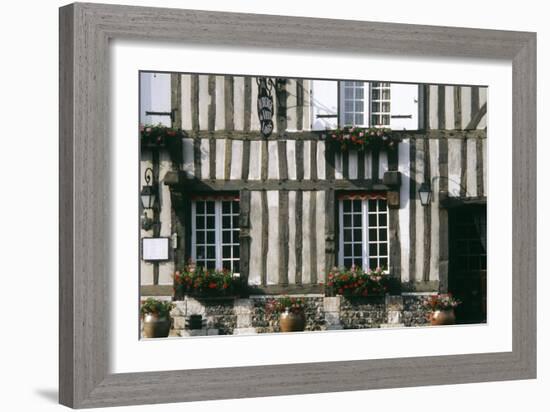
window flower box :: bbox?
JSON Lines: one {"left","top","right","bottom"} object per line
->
{"left": 324, "top": 126, "right": 400, "bottom": 151}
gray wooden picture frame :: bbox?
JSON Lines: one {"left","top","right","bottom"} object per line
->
{"left": 59, "top": 2, "right": 536, "bottom": 408}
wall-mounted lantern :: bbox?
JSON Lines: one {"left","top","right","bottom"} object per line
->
{"left": 140, "top": 167, "right": 157, "bottom": 230}
{"left": 418, "top": 181, "right": 432, "bottom": 206}
{"left": 256, "top": 77, "right": 274, "bottom": 137}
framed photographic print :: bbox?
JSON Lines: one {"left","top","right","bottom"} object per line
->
{"left": 59, "top": 2, "right": 536, "bottom": 408}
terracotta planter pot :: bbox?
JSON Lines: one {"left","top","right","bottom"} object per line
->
{"left": 279, "top": 309, "right": 306, "bottom": 332}
{"left": 430, "top": 309, "right": 456, "bottom": 326}
{"left": 142, "top": 314, "right": 171, "bottom": 338}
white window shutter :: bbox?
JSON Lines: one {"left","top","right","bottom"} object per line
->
{"left": 139, "top": 72, "right": 172, "bottom": 126}
{"left": 389, "top": 83, "right": 419, "bottom": 130}
{"left": 310, "top": 80, "right": 338, "bottom": 130}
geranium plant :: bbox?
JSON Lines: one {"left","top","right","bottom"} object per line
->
{"left": 265, "top": 296, "right": 306, "bottom": 315}
{"left": 140, "top": 298, "right": 174, "bottom": 318}
{"left": 140, "top": 123, "right": 185, "bottom": 146}
{"left": 324, "top": 126, "right": 398, "bottom": 151}
{"left": 173, "top": 261, "right": 243, "bottom": 297}
{"left": 422, "top": 293, "right": 461, "bottom": 311}
{"left": 325, "top": 266, "right": 390, "bottom": 297}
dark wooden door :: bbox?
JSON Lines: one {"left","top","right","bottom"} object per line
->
{"left": 448, "top": 205, "right": 487, "bottom": 324}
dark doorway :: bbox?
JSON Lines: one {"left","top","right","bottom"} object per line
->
{"left": 448, "top": 204, "right": 487, "bottom": 324}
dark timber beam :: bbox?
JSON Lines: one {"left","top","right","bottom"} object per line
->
{"left": 164, "top": 174, "right": 396, "bottom": 192}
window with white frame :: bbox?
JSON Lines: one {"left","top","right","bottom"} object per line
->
{"left": 338, "top": 195, "right": 389, "bottom": 271}
{"left": 191, "top": 196, "right": 240, "bottom": 273}
{"left": 340, "top": 81, "right": 391, "bottom": 128}
{"left": 341, "top": 81, "right": 366, "bottom": 126}
{"left": 370, "top": 82, "right": 391, "bottom": 127}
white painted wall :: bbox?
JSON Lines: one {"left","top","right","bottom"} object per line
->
{"left": 310, "top": 80, "right": 339, "bottom": 130}
{"left": 139, "top": 72, "right": 172, "bottom": 126}
{"left": 390, "top": 83, "right": 419, "bottom": 130}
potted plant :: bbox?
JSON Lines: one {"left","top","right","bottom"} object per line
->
{"left": 422, "top": 293, "right": 461, "bottom": 325}
{"left": 265, "top": 296, "right": 306, "bottom": 332}
{"left": 140, "top": 298, "right": 174, "bottom": 338}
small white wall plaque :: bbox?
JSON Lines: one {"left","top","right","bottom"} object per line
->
{"left": 142, "top": 237, "right": 170, "bottom": 261}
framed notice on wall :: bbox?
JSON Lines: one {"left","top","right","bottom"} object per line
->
{"left": 141, "top": 237, "right": 170, "bottom": 261}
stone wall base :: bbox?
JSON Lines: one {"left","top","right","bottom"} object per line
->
{"left": 141, "top": 294, "right": 432, "bottom": 338}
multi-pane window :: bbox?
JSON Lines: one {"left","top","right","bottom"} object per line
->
{"left": 338, "top": 196, "right": 389, "bottom": 271}
{"left": 370, "top": 82, "right": 391, "bottom": 127}
{"left": 192, "top": 196, "right": 240, "bottom": 273}
{"left": 341, "top": 81, "right": 391, "bottom": 127}
{"left": 342, "top": 81, "right": 366, "bottom": 126}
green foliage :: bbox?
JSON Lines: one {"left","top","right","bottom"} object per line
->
{"left": 265, "top": 296, "right": 306, "bottom": 315}
{"left": 140, "top": 123, "right": 185, "bottom": 146}
{"left": 325, "top": 266, "right": 392, "bottom": 297}
{"left": 174, "top": 262, "right": 244, "bottom": 297}
{"left": 140, "top": 298, "right": 173, "bottom": 318}
{"left": 324, "top": 126, "right": 399, "bottom": 151}
{"left": 422, "top": 294, "right": 461, "bottom": 311}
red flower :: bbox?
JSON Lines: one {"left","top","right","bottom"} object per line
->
{"left": 208, "top": 282, "right": 217, "bottom": 289}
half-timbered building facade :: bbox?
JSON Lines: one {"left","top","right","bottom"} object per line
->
{"left": 139, "top": 72, "right": 487, "bottom": 329}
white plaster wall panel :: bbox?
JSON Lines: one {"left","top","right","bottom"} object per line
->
{"left": 233, "top": 76, "right": 245, "bottom": 131}
{"left": 198, "top": 75, "right": 209, "bottom": 130}
{"left": 478, "top": 87, "right": 488, "bottom": 129}
{"left": 181, "top": 138, "right": 195, "bottom": 177}
{"left": 301, "top": 191, "right": 312, "bottom": 284}
{"left": 467, "top": 138, "right": 478, "bottom": 197}
{"left": 286, "top": 79, "right": 297, "bottom": 131}
{"left": 316, "top": 190, "right": 326, "bottom": 283}
{"left": 317, "top": 141, "right": 326, "bottom": 180}
{"left": 215, "top": 75, "right": 225, "bottom": 130}
{"left": 429, "top": 85, "right": 439, "bottom": 130}
{"left": 200, "top": 138, "right": 210, "bottom": 179}
{"left": 230, "top": 140, "right": 243, "bottom": 180}
{"left": 140, "top": 261, "right": 154, "bottom": 286}
{"left": 414, "top": 139, "right": 425, "bottom": 282}
{"left": 460, "top": 86, "right": 472, "bottom": 130}
{"left": 302, "top": 80, "right": 312, "bottom": 131}
{"left": 288, "top": 191, "right": 297, "bottom": 284}
{"left": 181, "top": 74, "right": 192, "bottom": 130}
{"left": 266, "top": 191, "right": 280, "bottom": 285}
{"left": 250, "top": 77, "right": 261, "bottom": 131}
{"left": 215, "top": 139, "right": 225, "bottom": 180}
{"left": 303, "top": 140, "right": 311, "bottom": 180}
{"left": 444, "top": 85, "right": 455, "bottom": 130}
{"left": 248, "top": 191, "right": 263, "bottom": 285}
{"left": 398, "top": 139, "right": 410, "bottom": 282}
{"left": 364, "top": 151, "right": 372, "bottom": 179}
{"left": 267, "top": 141, "right": 279, "bottom": 180}
{"left": 248, "top": 140, "right": 262, "bottom": 180}
{"left": 286, "top": 140, "right": 297, "bottom": 180}
{"left": 429, "top": 139, "right": 440, "bottom": 282}
{"left": 334, "top": 152, "right": 343, "bottom": 180}
{"left": 447, "top": 139, "right": 462, "bottom": 197}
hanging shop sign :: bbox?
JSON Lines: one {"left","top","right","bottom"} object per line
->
{"left": 257, "top": 77, "right": 274, "bottom": 137}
